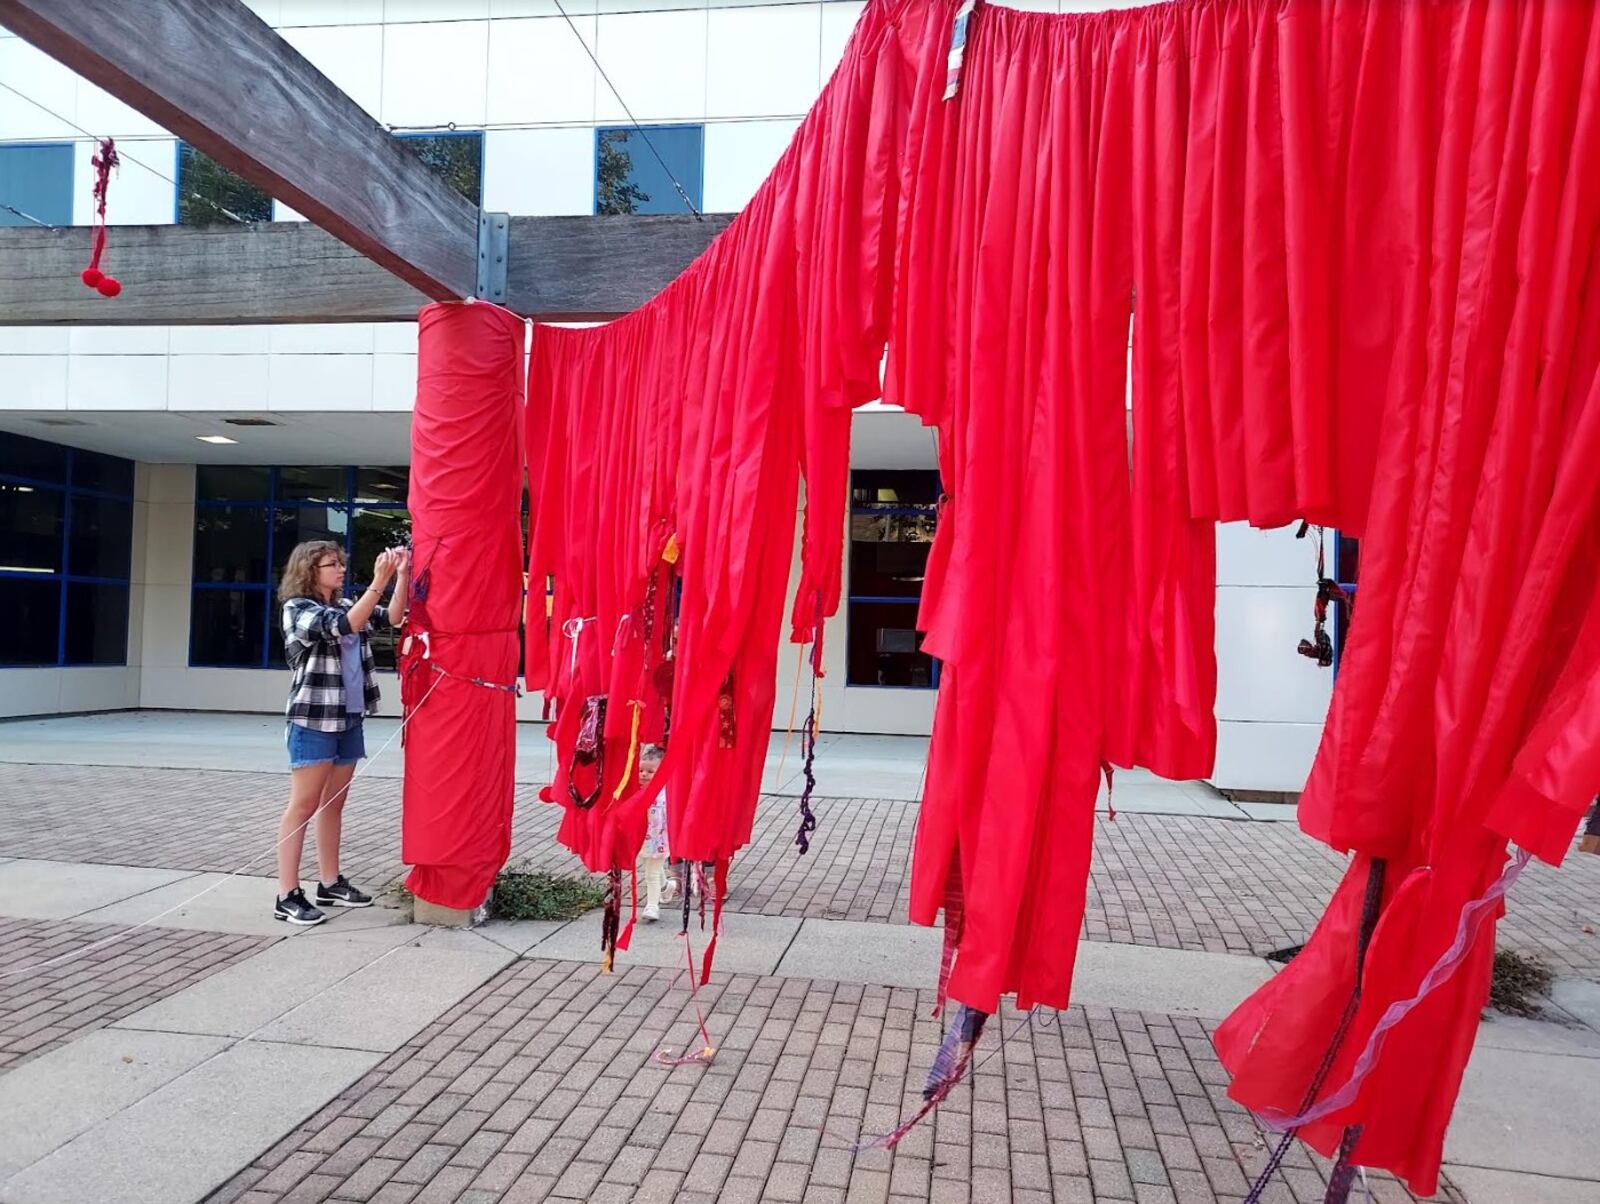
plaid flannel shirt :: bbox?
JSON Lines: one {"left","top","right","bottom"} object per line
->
{"left": 281, "top": 595, "right": 390, "bottom": 732}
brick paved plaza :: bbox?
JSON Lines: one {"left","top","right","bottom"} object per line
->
{"left": 3, "top": 741, "right": 1599, "bottom": 1202}
{"left": 8, "top": 762, "right": 1600, "bottom": 974}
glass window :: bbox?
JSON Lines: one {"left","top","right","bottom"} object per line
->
{"left": 850, "top": 470, "right": 942, "bottom": 510}
{"left": 0, "top": 578, "right": 61, "bottom": 666}
{"left": 65, "top": 582, "right": 129, "bottom": 666}
{"left": 0, "top": 483, "right": 65, "bottom": 574}
{"left": 846, "top": 469, "right": 940, "bottom": 688}
{"left": 396, "top": 132, "right": 483, "bottom": 205}
{"left": 0, "top": 143, "right": 73, "bottom": 227}
{"left": 194, "top": 505, "right": 270, "bottom": 584}
{"left": 273, "top": 506, "right": 349, "bottom": 577}
{"left": 355, "top": 467, "right": 409, "bottom": 505}
{"left": 0, "top": 437, "right": 133, "bottom": 670}
{"left": 197, "top": 464, "right": 270, "bottom": 501}
{"left": 190, "top": 587, "right": 266, "bottom": 667}
{"left": 177, "top": 143, "right": 273, "bottom": 225}
{"left": 0, "top": 431, "right": 68, "bottom": 483}
{"left": 68, "top": 495, "right": 133, "bottom": 579}
{"left": 190, "top": 466, "right": 415, "bottom": 670}
{"left": 352, "top": 508, "right": 411, "bottom": 585}
{"left": 595, "top": 126, "right": 704, "bottom": 216}
{"left": 71, "top": 449, "right": 135, "bottom": 495}
{"left": 846, "top": 600, "right": 933, "bottom": 688}
{"left": 277, "top": 466, "right": 346, "bottom": 504}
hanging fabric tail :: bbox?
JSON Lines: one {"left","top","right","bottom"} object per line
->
{"left": 933, "top": 861, "right": 966, "bottom": 1018}
{"left": 699, "top": 859, "right": 729, "bottom": 985}
{"left": 856, "top": 1004, "right": 989, "bottom": 1152}
{"left": 1101, "top": 760, "right": 1117, "bottom": 822}
{"left": 795, "top": 675, "right": 821, "bottom": 854}
{"left": 679, "top": 860, "right": 693, "bottom": 934}
{"left": 942, "top": 0, "right": 978, "bottom": 102}
{"left": 600, "top": 868, "right": 622, "bottom": 973}
{"left": 655, "top": 929, "right": 717, "bottom": 1066}
{"left": 612, "top": 701, "right": 643, "bottom": 802}
{"left": 617, "top": 863, "right": 639, "bottom": 952}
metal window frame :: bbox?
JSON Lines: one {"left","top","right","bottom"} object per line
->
{"left": 592, "top": 123, "right": 706, "bottom": 217}
{"left": 190, "top": 465, "right": 408, "bottom": 670}
{"left": 0, "top": 448, "right": 134, "bottom": 668}
{"left": 845, "top": 468, "right": 943, "bottom": 691}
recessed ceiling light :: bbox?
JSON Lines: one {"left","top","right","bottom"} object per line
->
{"left": 196, "top": 435, "right": 239, "bottom": 445}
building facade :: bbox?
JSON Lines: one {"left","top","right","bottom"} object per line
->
{"left": 0, "top": 0, "right": 1333, "bottom": 790}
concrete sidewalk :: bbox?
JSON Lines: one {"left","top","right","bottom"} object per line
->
{"left": 0, "top": 855, "right": 1598, "bottom": 1201}
{"left": 0, "top": 709, "right": 1269, "bottom": 818}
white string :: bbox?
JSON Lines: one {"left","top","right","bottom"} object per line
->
{"left": 0, "top": 671, "right": 444, "bottom": 983}
{"left": 551, "top": 0, "right": 702, "bottom": 219}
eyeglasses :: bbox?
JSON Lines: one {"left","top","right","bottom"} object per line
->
{"left": 315, "top": 561, "right": 343, "bottom": 570}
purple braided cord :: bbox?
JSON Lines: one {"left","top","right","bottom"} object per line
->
{"left": 794, "top": 691, "right": 819, "bottom": 854}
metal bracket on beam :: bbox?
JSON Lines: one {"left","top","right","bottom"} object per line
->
{"left": 476, "top": 211, "right": 510, "bottom": 304}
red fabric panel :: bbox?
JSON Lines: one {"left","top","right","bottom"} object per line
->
{"left": 401, "top": 301, "right": 526, "bottom": 910}
{"left": 523, "top": 2, "right": 909, "bottom": 875}
{"left": 1217, "top": 2, "right": 1600, "bottom": 1192}
{"left": 516, "top": 2, "right": 1600, "bottom": 1191}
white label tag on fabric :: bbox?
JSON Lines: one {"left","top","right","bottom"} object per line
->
{"left": 944, "top": 0, "right": 978, "bottom": 101}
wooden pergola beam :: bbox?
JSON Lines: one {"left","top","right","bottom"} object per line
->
{"left": 0, "top": 0, "right": 480, "bottom": 302}
{"left": 0, "top": 215, "right": 732, "bottom": 324}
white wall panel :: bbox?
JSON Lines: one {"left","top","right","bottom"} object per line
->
{"left": 66, "top": 356, "right": 168, "bottom": 411}
{"left": 269, "top": 325, "right": 376, "bottom": 355}
{"left": 483, "top": 127, "right": 596, "bottom": 215}
{"left": 819, "top": 1, "right": 865, "bottom": 83}
{"left": 169, "top": 355, "right": 273, "bottom": 411}
{"left": 701, "top": 119, "right": 799, "bottom": 212}
{"left": 276, "top": 0, "right": 384, "bottom": 26}
{"left": 487, "top": 16, "right": 598, "bottom": 125}
{"left": 594, "top": 9, "right": 709, "bottom": 123}
{"left": 382, "top": 21, "right": 491, "bottom": 127}
{"left": 1216, "top": 521, "right": 1328, "bottom": 588}
{"left": 372, "top": 354, "right": 419, "bottom": 412}
{"left": 0, "top": 40, "right": 81, "bottom": 140}
{"left": 71, "top": 141, "right": 179, "bottom": 226}
{"left": 68, "top": 328, "right": 170, "bottom": 356}
{"left": 1214, "top": 585, "right": 1334, "bottom": 724}
{"left": 1210, "top": 720, "right": 1324, "bottom": 793}
{"left": 706, "top": 5, "right": 821, "bottom": 118}
{"left": 280, "top": 24, "right": 384, "bottom": 118}
{"left": 169, "top": 327, "right": 275, "bottom": 356}
{"left": 268, "top": 354, "right": 373, "bottom": 411}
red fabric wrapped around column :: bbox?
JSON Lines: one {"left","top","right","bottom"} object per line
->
{"left": 401, "top": 301, "right": 526, "bottom": 910}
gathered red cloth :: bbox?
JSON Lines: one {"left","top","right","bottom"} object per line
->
{"left": 401, "top": 301, "right": 526, "bottom": 910}
{"left": 515, "top": 1, "right": 1600, "bottom": 1190}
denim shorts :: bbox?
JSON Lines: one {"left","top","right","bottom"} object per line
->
{"left": 286, "top": 720, "right": 366, "bottom": 770}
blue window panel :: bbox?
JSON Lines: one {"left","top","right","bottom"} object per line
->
{"left": 595, "top": 125, "right": 704, "bottom": 216}
{"left": 190, "top": 465, "right": 410, "bottom": 669}
{"left": 0, "top": 143, "right": 74, "bottom": 227}
{"left": 396, "top": 131, "right": 484, "bottom": 206}
{"left": 0, "top": 435, "right": 134, "bottom": 668}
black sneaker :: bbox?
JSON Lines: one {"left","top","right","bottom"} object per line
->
{"left": 275, "top": 888, "right": 326, "bottom": 926}
{"left": 316, "top": 875, "right": 373, "bottom": 908}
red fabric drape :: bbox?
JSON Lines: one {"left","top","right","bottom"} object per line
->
{"left": 516, "top": 0, "right": 1600, "bottom": 1190}
{"left": 523, "top": 2, "right": 907, "bottom": 883}
{"left": 1213, "top": 2, "right": 1600, "bottom": 1191}
{"left": 401, "top": 301, "right": 526, "bottom": 910}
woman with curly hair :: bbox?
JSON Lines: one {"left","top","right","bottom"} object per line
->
{"left": 273, "top": 539, "right": 408, "bottom": 925}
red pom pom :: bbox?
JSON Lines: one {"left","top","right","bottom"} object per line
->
{"left": 81, "top": 268, "right": 103, "bottom": 288}
{"left": 96, "top": 276, "right": 122, "bottom": 297}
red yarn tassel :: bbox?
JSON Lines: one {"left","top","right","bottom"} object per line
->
{"left": 699, "top": 859, "right": 728, "bottom": 985}
{"left": 81, "top": 139, "right": 122, "bottom": 297}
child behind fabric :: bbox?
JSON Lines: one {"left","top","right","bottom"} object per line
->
{"left": 637, "top": 745, "right": 676, "bottom": 920}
